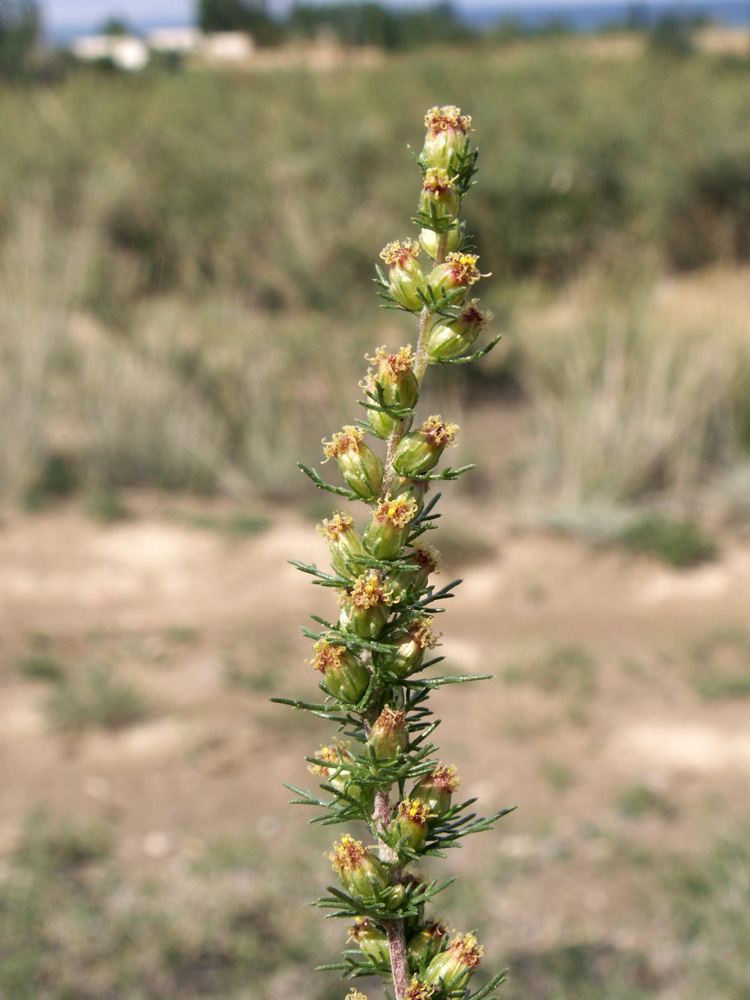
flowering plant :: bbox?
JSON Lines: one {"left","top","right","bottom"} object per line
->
{"left": 274, "top": 105, "right": 511, "bottom": 1000}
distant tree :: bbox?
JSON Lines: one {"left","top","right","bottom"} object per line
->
{"left": 648, "top": 14, "right": 698, "bottom": 57}
{"left": 0, "top": 0, "right": 39, "bottom": 78}
{"left": 287, "top": 1, "right": 472, "bottom": 50}
{"left": 197, "top": 0, "right": 283, "bottom": 45}
{"left": 100, "top": 16, "right": 132, "bottom": 36}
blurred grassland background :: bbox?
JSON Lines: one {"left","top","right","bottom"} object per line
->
{"left": 2, "top": 44, "right": 750, "bottom": 510}
{"left": 3, "top": 29, "right": 750, "bottom": 1000}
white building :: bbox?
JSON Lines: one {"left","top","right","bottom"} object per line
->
{"left": 146, "top": 27, "right": 203, "bottom": 54}
{"left": 71, "top": 34, "right": 150, "bottom": 71}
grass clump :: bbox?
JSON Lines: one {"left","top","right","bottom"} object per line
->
{"left": 503, "top": 643, "right": 598, "bottom": 698}
{"left": 45, "top": 666, "right": 149, "bottom": 731}
{"left": 15, "top": 653, "right": 64, "bottom": 682}
{"left": 689, "top": 627, "right": 750, "bottom": 700}
{"left": 617, "top": 513, "right": 718, "bottom": 568}
{"left": 617, "top": 784, "right": 676, "bottom": 821}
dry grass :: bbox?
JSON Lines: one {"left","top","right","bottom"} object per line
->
{"left": 519, "top": 267, "right": 750, "bottom": 504}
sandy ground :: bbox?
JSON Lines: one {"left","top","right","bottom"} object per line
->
{"left": 1, "top": 494, "right": 749, "bottom": 972}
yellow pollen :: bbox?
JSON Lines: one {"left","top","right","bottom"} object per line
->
{"left": 444, "top": 252, "right": 487, "bottom": 286}
{"left": 317, "top": 511, "right": 354, "bottom": 541}
{"left": 423, "top": 167, "right": 456, "bottom": 194}
{"left": 424, "top": 105, "right": 472, "bottom": 133}
{"left": 376, "top": 493, "right": 418, "bottom": 529}
{"left": 348, "top": 571, "right": 394, "bottom": 610}
{"left": 380, "top": 239, "right": 420, "bottom": 268}
{"left": 421, "top": 415, "right": 459, "bottom": 448}
{"left": 345, "top": 991, "right": 370, "bottom": 1000}
{"left": 398, "top": 797, "right": 433, "bottom": 824}
{"left": 322, "top": 425, "right": 364, "bottom": 462}
{"left": 329, "top": 833, "right": 367, "bottom": 872}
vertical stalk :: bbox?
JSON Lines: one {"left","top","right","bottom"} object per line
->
{"left": 375, "top": 227, "right": 449, "bottom": 999}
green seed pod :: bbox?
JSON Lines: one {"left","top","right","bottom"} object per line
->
{"left": 408, "top": 919, "right": 448, "bottom": 969}
{"left": 374, "top": 617, "right": 437, "bottom": 679}
{"left": 317, "top": 511, "right": 366, "bottom": 579}
{"left": 412, "top": 763, "right": 460, "bottom": 817}
{"left": 419, "top": 167, "right": 460, "bottom": 226}
{"left": 348, "top": 917, "right": 390, "bottom": 965}
{"left": 424, "top": 932, "right": 483, "bottom": 992}
{"left": 322, "top": 425, "right": 384, "bottom": 502}
{"left": 380, "top": 240, "right": 425, "bottom": 312}
{"left": 421, "top": 105, "right": 472, "bottom": 170}
{"left": 427, "top": 252, "right": 486, "bottom": 306}
{"left": 310, "top": 639, "right": 370, "bottom": 704}
{"left": 368, "top": 706, "right": 408, "bottom": 761}
{"left": 363, "top": 493, "right": 419, "bottom": 561}
{"left": 393, "top": 415, "right": 459, "bottom": 477}
{"left": 420, "top": 221, "right": 462, "bottom": 260}
{"left": 329, "top": 834, "right": 389, "bottom": 898}
{"left": 338, "top": 571, "right": 394, "bottom": 639}
{"left": 426, "top": 300, "right": 493, "bottom": 362}
{"left": 391, "top": 798, "right": 433, "bottom": 852}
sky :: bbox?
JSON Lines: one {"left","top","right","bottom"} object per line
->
{"left": 42, "top": 0, "right": 627, "bottom": 34}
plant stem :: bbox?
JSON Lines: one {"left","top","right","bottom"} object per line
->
{"left": 386, "top": 920, "right": 411, "bottom": 999}
{"left": 376, "top": 226, "right": 449, "bottom": 999}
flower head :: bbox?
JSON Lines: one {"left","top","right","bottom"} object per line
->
{"left": 316, "top": 511, "right": 355, "bottom": 542}
{"left": 380, "top": 239, "right": 420, "bottom": 268}
{"left": 412, "top": 541, "right": 441, "bottom": 576}
{"left": 307, "top": 740, "right": 353, "bottom": 776}
{"left": 405, "top": 979, "right": 437, "bottom": 1000}
{"left": 322, "top": 425, "right": 364, "bottom": 463}
{"left": 443, "top": 253, "right": 485, "bottom": 287}
{"left": 421, "top": 415, "right": 459, "bottom": 448}
{"left": 374, "top": 493, "right": 419, "bottom": 530}
{"left": 424, "top": 105, "right": 472, "bottom": 135}
{"left": 346, "top": 571, "right": 394, "bottom": 610}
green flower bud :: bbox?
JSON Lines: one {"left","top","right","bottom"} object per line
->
{"left": 317, "top": 511, "right": 366, "bottom": 579}
{"left": 348, "top": 917, "right": 390, "bottom": 966}
{"left": 308, "top": 741, "right": 363, "bottom": 802}
{"left": 424, "top": 932, "right": 483, "bottom": 992}
{"left": 427, "top": 252, "right": 487, "bottom": 306}
{"left": 391, "top": 798, "right": 433, "bottom": 852}
{"left": 311, "top": 639, "right": 370, "bottom": 703}
{"left": 363, "top": 493, "right": 419, "bottom": 561}
{"left": 412, "top": 763, "right": 460, "bottom": 817}
{"left": 408, "top": 919, "right": 448, "bottom": 969}
{"left": 422, "top": 105, "right": 472, "bottom": 170}
{"left": 426, "top": 300, "right": 493, "bottom": 362}
{"left": 328, "top": 834, "right": 389, "bottom": 898}
{"left": 322, "top": 425, "right": 384, "bottom": 501}
{"left": 385, "top": 542, "right": 441, "bottom": 603}
{"left": 338, "top": 571, "right": 394, "bottom": 639}
{"left": 383, "top": 882, "right": 407, "bottom": 910}
{"left": 419, "top": 168, "right": 460, "bottom": 226}
{"left": 361, "top": 345, "right": 418, "bottom": 437}
{"left": 368, "top": 706, "right": 408, "bottom": 761}
{"left": 380, "top": 240, "right": 425, "bottom": 312}
{"left": 419, "top": 221, "right": 462, "bottom": 260}
{"left": 390, "top": 476, "right": 429, "bottom": 513}
{"left": 394, "top": 415, "right": 459, "bottom": 477}
{"left": 374, "top": 617, "right": 438, "bottom": 679}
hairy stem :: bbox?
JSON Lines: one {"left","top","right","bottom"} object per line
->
{"left": 386, "top": 920, "right": 411, "bottom": 999}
